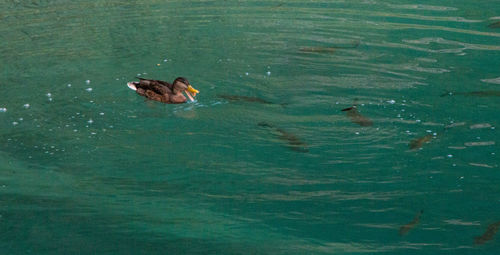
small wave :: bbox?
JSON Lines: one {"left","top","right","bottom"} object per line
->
{"left": 403, "top": 37, "right": 500, "bottom": 52}
{"left": 469, "top": 123, "right": 492, "bottom": 129}
{"left": 444, "top": 219, "right": 480, "bottom": 226}
{"left": 469, "top": 163, "right": 495, "bottom": 168}
{"left": 481, "top": 77, "right": 500, "bottom": 84}
{"left": 464, "top": 141, "right": 495, "bottom": 147}
{"left": 375, "top": 22, "right": 500, "bottom": 38}
{"left": 386, "top": 4, "right": 458, "bottom": 11}
{"left": 355, "top": 223, "right": 397, "bottom": 229}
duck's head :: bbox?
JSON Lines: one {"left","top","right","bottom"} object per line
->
{"left": 172, "top": 77, "right": 199, "bottom": 102}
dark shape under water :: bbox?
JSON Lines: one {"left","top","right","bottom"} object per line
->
{"left": 218, "top": 95, "right": 274, "bottom": 104}
{"left": 341, "top": 106, "right": 373, "bottom": 127}
{"left": 475, "top": 221, "right": 500, "bottom": 245}
{"left": 488, "top": 21, "right": 500, "bottom": 28}
{"left": 409, "top": 134, "right": 433, "bottom": 150}
{"left": 409, "top": 122, "right": 467, "bottom": 151}
{"left": 440, "top": 90, "right": 500, "bottom": 97}
{"left": 299, "top": 41, "right": 360, "bottom": 53}
{"left": 273, "top": 2, "right": 285, "bottom": 8}
{"left": 258, "top": 122, "right": 309, "bottom": 153}
{"left": 399, "top": 210, "right": 423, "bottom": 236}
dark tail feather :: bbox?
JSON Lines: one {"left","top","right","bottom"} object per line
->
{"left": 341, "top": 106, "right": 354, "bottom": 112}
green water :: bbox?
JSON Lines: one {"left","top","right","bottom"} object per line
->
{"left": 1, "top": 0, "right": 499, "bottom": 254}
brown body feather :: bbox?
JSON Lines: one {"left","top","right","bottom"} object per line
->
{"left": 132, "top": 77, "right": 190, "bottom": 104}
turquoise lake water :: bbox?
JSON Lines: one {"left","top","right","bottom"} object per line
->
{"left": 1, "top": 0, "right": 499, "bottom": 254}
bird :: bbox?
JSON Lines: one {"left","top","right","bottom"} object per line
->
{"left": 127, "top": 77, "right": 199, "bottom": 104}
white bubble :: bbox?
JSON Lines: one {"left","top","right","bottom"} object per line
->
{"left": 0, "top": 108, "right": 6, "bottom": 112}
{"left": 387, "top": 99, "right": 396, "bottom": 104}
{"left": 85, "top": 80, "right": 91, "bottom": 84}
{"left": 67, "top": 84, "right": 72, "bottom": 87}
{"left": 245, "top": 72, "right": 249, "bottom": 76}
{"left": 23, "top": 104, "right": 30, "bottom": 109}
{"left": 100, "top": 112, "right": 104, "bottom": 115}
{"left": 46, "top": 93, "right": 52, "bottom": 97}
{"left": 88, "top": 119, "right": 93, "bottom": 124}
{"left": 12, "top": 122, "right": 18, "bottom": 125}
{"left": 163, "top": 59, "right": 168, "bottom": 62}
{"left": 447, "top": 154, "right": 453, "bottom": 158}
{"left": 267, "top": 71, "right": 271, "bottom": 76}
{"left": 416, "top": 119, "right": 421, "bottom": 123}
{"left": 86, "top": 88, "right": 93, "bottom": 92}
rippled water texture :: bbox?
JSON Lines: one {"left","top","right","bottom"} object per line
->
{"left": 1, "top": 0, "right": 499, "bottom": 254}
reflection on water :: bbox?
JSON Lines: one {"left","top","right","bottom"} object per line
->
{"left": 1, "top": 0, "right": 499, "bottom": 254}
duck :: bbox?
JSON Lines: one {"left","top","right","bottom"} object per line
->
{"left": 127, "top": 77, "right": 199, "bottom": 104}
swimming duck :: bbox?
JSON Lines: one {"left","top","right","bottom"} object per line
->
{"left": 127, "top": 77, "right": 199, "bottom": 104}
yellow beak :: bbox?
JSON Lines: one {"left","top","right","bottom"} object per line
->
{"left": 187, "top": 85, "right": 199, "bottom": 96}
